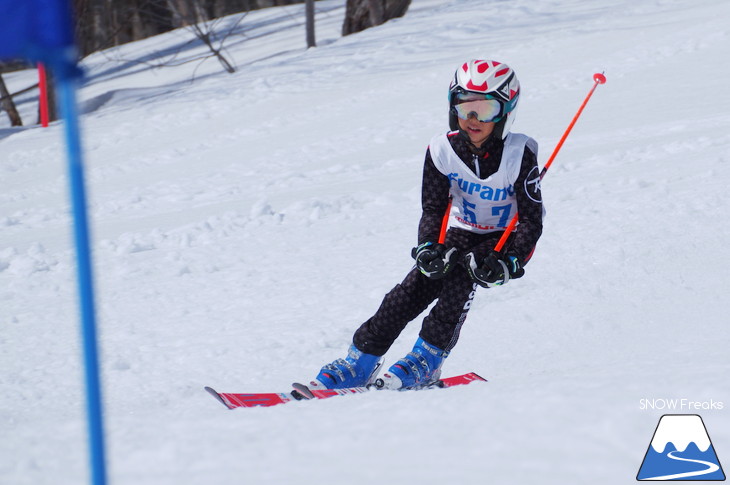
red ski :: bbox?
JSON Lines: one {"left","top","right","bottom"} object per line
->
{"left": 205, "top": 372, "right": 486, "bottom": 410}
{"left": 204, "top": 387, "right": 305, "bottom": 409}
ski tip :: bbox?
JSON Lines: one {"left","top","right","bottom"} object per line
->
{"left": 291, "top": 382, "right": 315, "bottom": 400}
{"left": 470, "top": 372, "right": 488, "bottom": 382}
{"left": 204, "top": 386, "right": 233, "bottom": 409}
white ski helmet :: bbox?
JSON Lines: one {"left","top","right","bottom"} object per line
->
{"left": 448, "top": 59, "right": 521, "bottom": 140}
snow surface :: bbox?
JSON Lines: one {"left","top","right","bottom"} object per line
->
{"left": 2, "top": 0, "right": 729, "bottom": 483}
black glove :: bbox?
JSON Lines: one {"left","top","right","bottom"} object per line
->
{"left": 503, "top": 252, "right": 525, "bottom": 279}
{"left": 465, "top": 250, "right": 524, "bottom": 288}
{"left": 411, "top": 242, "right": 459, "bottom": 279}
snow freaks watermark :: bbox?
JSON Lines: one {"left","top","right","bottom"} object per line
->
{"left": 639, "top": 398, "right": 725, "bottom": 411}
{"left": 636, "top": 415, "right": 726, "bottom": 481}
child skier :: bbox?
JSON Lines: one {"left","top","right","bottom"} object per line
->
{"left": 312, "top": 59, "right": 544, "bottom": 390}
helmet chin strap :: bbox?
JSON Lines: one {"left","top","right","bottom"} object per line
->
{"left": 492, "top": 117, "right": 508, "bottom": 140}
{"left": 448, "top": 111, "right": 459, "bottom": 131}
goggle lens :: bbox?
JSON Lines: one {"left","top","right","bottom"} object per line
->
{"left": 453, "top": 96, "right": 503, "bottom": 123}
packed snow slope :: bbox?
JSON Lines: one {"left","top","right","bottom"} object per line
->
{"left": 2, "top": 0, "right": 729, "bottom": 483}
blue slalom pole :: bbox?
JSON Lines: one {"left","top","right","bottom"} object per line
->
{"left": 0, "top": 0, "right": 107, "bottom": 482}
{"left": 56, "top": 73, "right": 108, "bottom": 485}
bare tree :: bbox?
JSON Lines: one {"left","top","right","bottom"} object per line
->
{"left": 165, "top": 0, "right": 245, "bottom": 73}
{"left": 0, "top": 73, "right": 23, "bottom": 126}
{"left": 75, "top": 0, "right": 179, "bottom": 57}
{"left": 342, "top": 0, "right": 410, "bottom": 36}
{"left": 166, "top": 0, "right": 209, "bottom": 26}
{"left": 305, "top": 0, "right": 316, "bottom": 48}
{"left": 73, "top": 0, "right": 320, "bottom": 60}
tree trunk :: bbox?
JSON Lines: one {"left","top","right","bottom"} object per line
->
{"left": 167, "top": 0, "right": 209, "bottom": 27}
{"left": 0, "top": 74, "right": 23, "bottom": 127}
{"left": 367, "top": 0, "right": 384, "bottom": 26}
{"left": 47, "top": 70, "right": 59, "bottom": 124}
{"left": 305, "top": 0, "right": 316, "bottom": 48}
{"left": 342, "top": 0, "right": 410, "bottom": 36}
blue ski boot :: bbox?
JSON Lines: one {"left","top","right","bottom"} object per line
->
{"left": 377, "top": 337, "right": 449, "bottom": 390}
{"left": 312, "top": 344, "right": 382, "bottom": 389}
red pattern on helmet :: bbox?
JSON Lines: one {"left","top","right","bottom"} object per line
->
{"left": 476, "top": 60, "right": 489, "bottom": 73}
{"left": 510, "top": 89, "right": 518, "bottom": 99}
{"left": 466, "top": 79, "right": 488, "bottom": 91}
{"left": 495, "top": 68, "right": 509, "bottom": 77}
{"left": 462, "top": 62, "right": 469, "bottom": 73}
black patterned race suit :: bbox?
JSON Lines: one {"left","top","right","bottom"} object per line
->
{"left": 353, "top": 130, "right": 543, "bottom": 355}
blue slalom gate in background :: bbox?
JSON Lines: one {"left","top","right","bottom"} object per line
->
{"left": 0, "top": 1, "right": 107, "bottom": 484}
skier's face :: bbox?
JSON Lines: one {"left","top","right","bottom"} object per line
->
{"left": 458, "top": 115, "right": 495, "bottom": 146}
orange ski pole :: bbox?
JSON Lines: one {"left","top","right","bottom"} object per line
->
{"left": 438, "top": 197, "right": 452, "bottom": 244}
{"left": 494, "top": 72, "right": 607, "bottom": 252}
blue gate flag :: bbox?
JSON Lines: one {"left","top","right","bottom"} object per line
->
{"left": 1, "top": 1, "right": 107, "bottom": 485}
{"left": 0, "top": 0, "right": 78, "bottom": 78}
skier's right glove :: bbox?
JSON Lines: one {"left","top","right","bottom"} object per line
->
{"left": 412, "top": 242, "right": 459, "bottom": 280}
{"left": 465, "top": 250, "right": 524, "bottom": 288}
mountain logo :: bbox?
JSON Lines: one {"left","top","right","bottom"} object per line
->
{"left": 637, "top": 414, "right": 725, "bottom": 481}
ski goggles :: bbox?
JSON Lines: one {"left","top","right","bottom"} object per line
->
{"left": 452, "top": 94, "right": 504, "bottom": 123}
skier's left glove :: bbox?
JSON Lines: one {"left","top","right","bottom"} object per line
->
{"left": 412, "top": 242, "right": 459, "bottom": 279}
{"left": 465, "top": 250, "right": 524, "bottom": 288}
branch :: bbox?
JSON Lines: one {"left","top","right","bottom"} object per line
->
{"left": 0, "top": 82, "right": 39, "bottom": 104}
